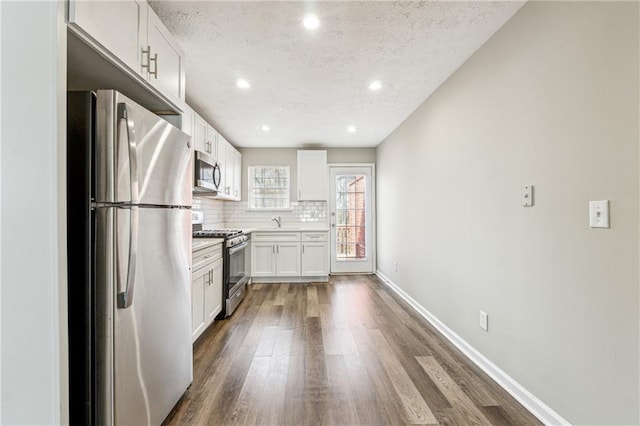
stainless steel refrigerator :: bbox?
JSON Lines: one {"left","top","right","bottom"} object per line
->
{"left": 67, "top": 90, "right": 193, "bottom": 425}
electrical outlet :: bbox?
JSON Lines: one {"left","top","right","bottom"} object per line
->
{"left": 393, "top": 261, "right": 398, "bottom": 272}
{"left": 479, "top": 311, "right": 488, "bottom": 332}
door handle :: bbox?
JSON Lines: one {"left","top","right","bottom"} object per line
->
{"left": 141, "top": 46, "right": 151, "bottom": 73}
{"left": 117, "top": 206, "right": 139, "bottom": 309}
{"left": 149, "top": 52, "right": 158, "bottom": 79}
{"left": 117, "top": 102, "right": 139, "bottom": 203}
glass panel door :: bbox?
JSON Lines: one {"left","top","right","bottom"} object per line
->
{"left": 330, "top": 166, "right": 374, "bottom": 273}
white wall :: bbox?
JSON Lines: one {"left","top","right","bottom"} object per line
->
{"left": 239, "top": 147, "right": 375, "bottom": 201}
{"left": 376, "top": 2, "right": 639, "bottom": 424}
{"left": 1, "top": 2, "right": 67, "bottom": 424}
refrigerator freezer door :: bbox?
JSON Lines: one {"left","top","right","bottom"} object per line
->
{"left": 113, "top": 207, "right": 192, "bottom": 425}
{"left": 96, "top": 90, "right": 192, "bottom": 207}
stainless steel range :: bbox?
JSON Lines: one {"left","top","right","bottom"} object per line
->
{"left": 192, "top": 224, "right": 249, "bottom": 317}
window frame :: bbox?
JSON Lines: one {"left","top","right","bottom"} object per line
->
{"left": 247, "top": 165, "right": 293, "bottom": 211}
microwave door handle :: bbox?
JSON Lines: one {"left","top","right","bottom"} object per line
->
{"left": 117, "top": 206, "right": 139, "bottom": 308}
{"left": 117, "top": 102, "right": 139, "bottom": 203}
{"left": 213, "top": 163, "right": 222, "bottom": 189}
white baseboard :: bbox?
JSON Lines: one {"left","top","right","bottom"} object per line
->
{"left": 375, "top": 270, "right": 570, "bottom": 426}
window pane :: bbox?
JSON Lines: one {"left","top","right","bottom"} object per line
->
{"left": 248, "top": 166, "right": 291, "bottom": 210}
{"left": 335, "top": 174, "right": 366, "bottom": 260}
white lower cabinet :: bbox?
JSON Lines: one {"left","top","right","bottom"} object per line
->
{"left": 301, "top": 242, "right": 329, "bottom": 276}
{"left": 251, "top": 231, "right": 327, "bottom": 281}
{"left": 251, "top": 242, "right": 300, "bottom": 277}
{"left": 276, "top": 243, "right": 301, "bottom": 276}
{"left": 251, "top": 242, "right": 277, "bottom": 277}
{"left": 191, "top": 267, "right": 207, "bottom": 339}
{"left": 192, "top": 242, "right": 223, "bottom": 343}
{"left": 205, "top": 258, "right": 223, "bottom": 324}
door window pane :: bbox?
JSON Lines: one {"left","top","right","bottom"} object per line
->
{"left": 335, "top": 175, "right": 366, "bottom": 260}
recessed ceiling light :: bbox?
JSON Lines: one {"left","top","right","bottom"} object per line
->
{"left": 369, "top": 80, "right": 382, "bottom": 91}
{"left": 303, "top": 14, "right": 320, "bottom": 30}
{"left": 261, "top": 125, "right": 270, "bottom": 132}
{"left": 236, "top": 78, "right": 251, "bottom": 89}
{"left": 347, "top": 125, "right": 357, "bottom": 133}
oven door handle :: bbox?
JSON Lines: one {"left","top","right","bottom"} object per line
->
{"left": 228, "top": 241, "right": 248, "bottom": 255}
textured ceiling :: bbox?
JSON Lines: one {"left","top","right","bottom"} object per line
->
{"left": 150, "top": 1, "right": 525, "bottom": 148}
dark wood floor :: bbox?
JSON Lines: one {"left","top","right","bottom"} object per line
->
{"left": 164, "top": 275, "right": 541, "bottom": 425}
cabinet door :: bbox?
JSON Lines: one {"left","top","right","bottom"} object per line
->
{"left": 69, "top": 0, "right": 148, "bottom": 77}
{"left": 297, "top": 150, "right": 328, "bottom": 201}
{"left": 301, "top": 242, "right": 328, "bottom": 276}
{"left": 181, "top": 106, "right": 194, "bottom": 137}
{"left": 224, "top": 144, "right": 235, "bottom": 197}
{"left": 193, "top": 114, "right": 208, "bottom": 153}
{"left": 147, "top": 9, "right": 185, "bottom": 100}
{"left": 206, "top": 126, "right": 218, "bottom": 160}
{"left": 233, "top": 150, "right": 242, "bottom": 200}
{"left": 191, "top": 268, "right": 207, "bottom": 342}
{"left": 204, "top": 259, "right": 223, "bottom": 325}
{"left": 218, "top": 136, "right": 232, "bottom": 196}
{"left": 277, "top": 243, "right": 301, "bottom": 276}
{"left": 251, "top": 243, "right": 276, "bottom": 277}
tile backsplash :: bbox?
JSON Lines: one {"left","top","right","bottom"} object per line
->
{"left": 192, "top": 197, "right": 328, "bottom": 228}
{"left": 192, "top": 197, "right": 226, "bottom": 227}
{"left": 225, "top": 201, "right": 327, "bottom": 226}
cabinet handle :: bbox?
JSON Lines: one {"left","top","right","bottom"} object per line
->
{"left": 149, "top": 52, "right": 158, "bottom": 79}
{"left": 141, "top": 46, "right": 151, "bottom": 73}
{"left": 302, "top": 244, "right": 305, "bottom": 253}
{"left": 277, "top": 245, "right": 279, "bottom": 254}
{"left": 209, "top": 270, "right": 213, "bottom": 285}
{"left": 272, "top": 245, "right": 275, "bottom": 254}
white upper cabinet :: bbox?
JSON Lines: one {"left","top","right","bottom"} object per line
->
{"left": 190, "top": 114, "right": 241, "bottom": 201}
{"left": 217, "top": 135, "right": 230, "bottom": 196}
{"left": 69, "top": 0, "right": 147, "bottom": 75}
{"left": 233, "top": 149, "right": 242, "bottom": 200}
{"left": 193, "top": 114, "right": 208, "bottom": 154}
{"left": 146, "top": 10, "right": 185, "bottom": 100}
{"left": 181, "top": 105, "right": 194, "bottom": 137}
{"left": 214, "top": 135, "right": 241, "bottom": 201}
{"left": 297, "top": 150, "right": 328, "bottom": 201}
{"left": 68, "top": 0, "right": 185, "bottom": 102}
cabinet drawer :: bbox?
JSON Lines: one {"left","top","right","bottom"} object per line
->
{"left": 193, "top": 243, "right": 222, "bottom": 271}
{"left": 252, "top": 232, "right": 300, "bottom": 242}
{"left": 302, "top": 232, "right": 328, "bottom": 242}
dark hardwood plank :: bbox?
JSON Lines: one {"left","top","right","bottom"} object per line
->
{"left": 369, "top": 329, "right": 438, "bottom": 424}
{"left": 164, "top": 277, "right": 542, "bottom": 426}
{"left": 417, "top": 356, "right": 492, "bottom": 425}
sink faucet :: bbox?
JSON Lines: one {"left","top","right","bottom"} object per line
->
{"left": 271, "top": 216, "right": 282, "bottom": 228}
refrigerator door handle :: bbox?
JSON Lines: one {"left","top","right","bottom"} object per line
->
{"left": 117, "top": 206, "right": 139, "bottom": 308}
{"left": 117, "top": 102, "right": 140, "bottom": 203}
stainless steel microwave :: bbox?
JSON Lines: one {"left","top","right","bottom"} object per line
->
{"left": 193, "top": 150, "right": 221, "bottom": 194}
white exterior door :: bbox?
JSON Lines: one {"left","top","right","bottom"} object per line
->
{"left": 330, "top": 166, "right": 374, "bottom": 273}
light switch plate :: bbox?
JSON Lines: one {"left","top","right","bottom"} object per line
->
{"left": 479, "top": 311, "right": 488, "bottom": 332}
{"left": 589, "top": 200, "right": 609, "bottom": 228}
{"left": 522, "top": 185, "right": 534, "bottom": 207}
